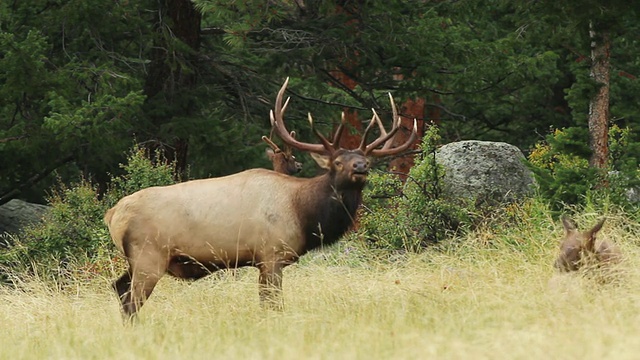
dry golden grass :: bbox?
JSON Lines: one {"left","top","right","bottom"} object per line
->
{"left": 1, "top": 213, "right": 640, "bottom": 360}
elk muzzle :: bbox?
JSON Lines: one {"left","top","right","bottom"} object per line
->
{"left": 350, "top": 159, "right": 370, "bottom": 182}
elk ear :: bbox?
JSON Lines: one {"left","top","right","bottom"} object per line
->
{"left": 265, "top": 148, "right": 276, "bottom": 160}
{"left": 589, "top": 218, "right": 606, "bottom": 235}
{"left": 561, "top": 216, "right": 577, "bottom": 233}
{"left": 309, "top": 152, "right": 331, "bottom": 170}
{"left": 582, "top": 218, "right": 604, "bottom": 253}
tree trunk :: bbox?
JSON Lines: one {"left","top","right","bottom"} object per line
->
{"left": 143, "top": 0, "right": 202, "bottom": 178}
{"left": 588, "top": 22, "right": 611, "bottom": 170}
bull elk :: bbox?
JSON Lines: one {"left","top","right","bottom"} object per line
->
{"left": 104, "top": 77, "right": 417, "bottom": 319}
{"left": 262, "top": 132, "right": 303, "bottom": 175}
{"left": 554, "top": 216, "right": 621, "bottom": 272}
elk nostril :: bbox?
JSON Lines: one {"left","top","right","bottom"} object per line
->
{"left": 353, "top": 161, "right": 369, "bottom": 172}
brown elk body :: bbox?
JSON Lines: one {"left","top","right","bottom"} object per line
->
{"left": 262, "top": 133, "right": 303, "bottom": 175}
{"left": 554, "top": 216, "right": 621, "bottom": 272}
{"left": 105, "top": 78, "right": 417, "bottom": 319}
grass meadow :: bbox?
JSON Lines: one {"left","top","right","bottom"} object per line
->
{"left": 1, "top": 209, "right": 640, "bottom": 360}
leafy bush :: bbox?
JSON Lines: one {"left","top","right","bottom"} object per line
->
{"left": 604, "top": 125, "right": 640, "bottom": 209}
{"left": 0, "top": 145, "right": 177, "bottom": 282}
{"left": 357, "top": 125, "right": 473, "bottom": 252}
{"left": 102, "top": 145, "right": 178, "bottom": 207}
{"left": 528, "top": 125, "right": 640, "bottom": 213}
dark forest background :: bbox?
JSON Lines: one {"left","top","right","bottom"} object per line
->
{"left": 1, "top": 0, "right": 639, "bottom": 204}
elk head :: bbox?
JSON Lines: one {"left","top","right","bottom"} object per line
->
{"left": 262, "top": 132, "right": 303, "bottom": 175}
{"left": 270, "top": 77, "right": 418, "bottom": 188}
{"left": 554, "top": 216, "right": 622, "bottom": 272}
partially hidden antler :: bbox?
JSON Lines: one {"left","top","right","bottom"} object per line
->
{"left": 261, "top": 136, "right": 282, "bottom": 153}
{"left": 271, "top": 77, "right": 418, "bottom": 157}
{"left": 262, "top": 131, "right": 297, "bottom": 155}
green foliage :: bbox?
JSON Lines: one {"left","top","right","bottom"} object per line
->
{"left": 527, "top": 127, "right": 596, "bottom": 209}
{"left": 358, "top": 126, "right": 473, "bottom": 252}
{"left": 0, "top": 145, "right": 177, "bottom": 282}
{"left": 2, "top": 0, "right": 640, "bottom": 227}
{"left": 527, "top": 126, "right": 640, "bottom": 212}
{"left": 8, "top": 180, "right": 109, "bottom": 261}
{"left": 600, "top": 126, "right": 640, "bottom": 211}
{"left": 0, "top": 0, "right": 151, "bottom": 201}
{"left": 103, "top": 145, "right": 177, "bottom": 205}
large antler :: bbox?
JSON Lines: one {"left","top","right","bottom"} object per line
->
{"left": 270, "top": 77, "right": 335, "bottom": 154}
{"left": 360, "top": 93, "right": 418, "bottom": 157}
{"left": 271, "top": 78, "right": 417, "bottom": 157}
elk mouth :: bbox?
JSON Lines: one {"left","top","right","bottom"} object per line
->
{"left": 351, "top": 170, "right": 369, "bottom": 182}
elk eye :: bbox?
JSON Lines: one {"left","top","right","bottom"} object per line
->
{"left": 334, "top": 160, "right": 342, "bottom": 167}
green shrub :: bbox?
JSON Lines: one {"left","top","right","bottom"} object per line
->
{"left": 0, "top": 144, "right": 178, "bottom": 282}
{"left": 358, "top": 126, "right": 473, "bottom": 252}
{"left": 604, "top": 125, "right": 640, "bottom": 210}
{"left": 528, "top": 125, "right": 640, "bottom": 213}
{"left": 102, "top": 145, "right": 178, "bottom": 207}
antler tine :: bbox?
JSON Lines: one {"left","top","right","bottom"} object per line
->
{"left": 361, "top": 94, "right": 401, "bottom": 153}
{"left": 331, "top": 112, "right": 346, "bottom": 148}
{"left": 391, "top": 94, "right": 404, "bottom": 145}
{"left": 358, "top": 111, "right": 382, "bottom": 151}
{"left": 368, "top": 119, "right": 418, "bottom": 157}
{"left": 372, "top": 111, "right": 396, "bottom": 151}
{"left": 374, "top": 111, "right": 388, "bottom": 136}
{"left": 364, "top": 122, "right": 400, "bottom": 152}
{"left": 269, "top": 96, "right": 290, "bottom": 128}
{"left": 363, "top": 93, "right": 418, "bottom": 156}
{"left": 378, "top": 93, "right": 402, "bottom": 147}
{"left": 261, "top": 135, "right": 282, "bottom": 153}
{"left": 389, "top": 92, "right": 401, "bottom": 130}
{"left": 272, "top": 77, "right": 289, "bottom": 125}
{"left": 308, "top": 113, "right": 334, "bottom": 150}
{"left": 271, "top": 78, "right": 327, "bottom": 154}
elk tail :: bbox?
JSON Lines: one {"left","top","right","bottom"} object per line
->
{"left": 104, "top": 207, "right": 115, "bottom": 228}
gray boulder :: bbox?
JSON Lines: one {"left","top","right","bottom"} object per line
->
{"left": 435, "top": 140, "right": 537, "bottom": 204}
{"left": 0, "top": 199, "right": 50, "bottom": 236}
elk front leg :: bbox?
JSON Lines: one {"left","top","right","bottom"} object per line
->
{"left": 258, "top": 261, "right": 284, "bottom": 311}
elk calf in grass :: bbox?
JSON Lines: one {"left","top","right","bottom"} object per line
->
{"left": 554, "top": 216, "right": 621, "bottom": 272}
{"left": 105, "top": 77, "right": 417, "bottom": 320}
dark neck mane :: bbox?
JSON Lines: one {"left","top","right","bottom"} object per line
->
{"left": 295, "top": 174, "right": 364, "bottom": 252}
